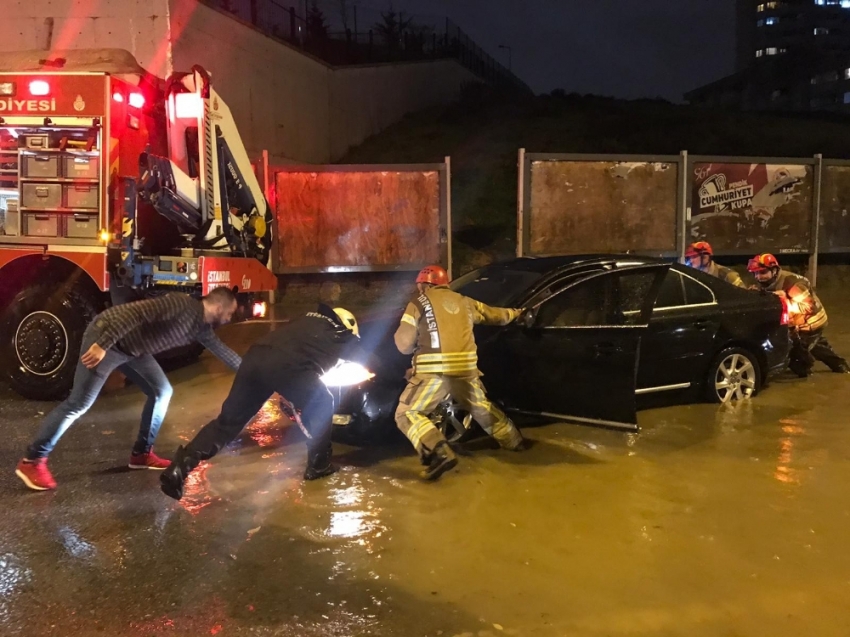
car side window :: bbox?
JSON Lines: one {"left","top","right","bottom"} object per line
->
{"left": 654, "top": 270, "right": 687, "bottom": 309}
{"left": 682, "top": 274, "right": 715, "bottom": 305}
{"left": 534, "top": 271, "right": 658, "bottom": 328}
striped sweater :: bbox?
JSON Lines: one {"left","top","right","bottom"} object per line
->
{"left": 91, "top": 294, "right": 241, "bottom": 370}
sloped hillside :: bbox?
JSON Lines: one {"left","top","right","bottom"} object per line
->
{"left": 340, "top": 85, "right": 850, "bottom": 271}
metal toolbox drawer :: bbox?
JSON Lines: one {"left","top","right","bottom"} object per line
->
{"left": 62, "top": 155, "right": 99, "bottom": 179}
{"left": 23, "top": 212, "right": 59, "bottom": 237}
{"left": 22, "top": 154, "right": 59, "bottom": 178}
{"left": 64, "top": 183, "right": 98, "bottom": 209}
{"left": 22, "top": 183, "right": 61, "bottom": 209}
{"left": 65, "top": 213, "right": 99, "bottom": 238}
{"left": 24, "top": 135, "right": 49, "bottom": 149}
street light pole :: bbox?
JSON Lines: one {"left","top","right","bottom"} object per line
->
{"left": 498, "top": 44, "right": 512, "bottom": 71}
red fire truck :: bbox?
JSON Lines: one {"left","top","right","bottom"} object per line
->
{"left": 0, "top": 54, "right": 277, "bottom": 400}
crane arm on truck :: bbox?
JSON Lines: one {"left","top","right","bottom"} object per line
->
{"left": 137, "top": 66, "right": 273, "bottom": 266}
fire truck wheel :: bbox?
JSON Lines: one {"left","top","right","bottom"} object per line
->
{"left": 1, "top": 284, "right": 101, "bottom": 401}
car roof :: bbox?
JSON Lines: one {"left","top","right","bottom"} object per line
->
{"left": 487, "top": 254, "right": 669, "bottom": 274}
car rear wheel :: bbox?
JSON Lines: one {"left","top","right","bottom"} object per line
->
{"left": 707, "top": 347, "right": 761, "bottom": 404}
{"left": 433, "top": 401, "right": 479, "bottom": 443}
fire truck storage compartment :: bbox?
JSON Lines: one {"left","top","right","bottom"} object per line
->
{"left": 24, "top": 135, "right": 50, "bottom": 150}
{"left": 22, "top": 183, "right": 61, "bottom": 209}
{"left": 64, "top": 183, "right": 98, "bottom": 209}
{"left": 22, "top": 154, "right": 59, "bottom": 178}
{"left": 63, "top": 156, "right": 99, "bottom": 180}
{"left": 66, "top": 213, "right": 98, "bottom": 238}
{"left": 22, "top": 212, "right": 59, "bottom": 237}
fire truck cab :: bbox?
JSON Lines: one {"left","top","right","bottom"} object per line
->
{"left": 0, "top": 50, "right": 277, "bottom": 400}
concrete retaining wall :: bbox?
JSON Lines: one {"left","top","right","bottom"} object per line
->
{"left": 2, "top": 0, "right": 479, "bottom": 164}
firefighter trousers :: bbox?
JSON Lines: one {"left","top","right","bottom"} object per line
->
{"left": 184, "top": 344, "right": 334, "bottom": 465}
{"left": 789, "top": 329, "right": 848, "bottom": 375}
{"left": 395, "top": 373, "right": 523, "bottom": 455}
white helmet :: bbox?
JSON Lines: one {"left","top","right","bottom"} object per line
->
{"left": 333, "top": 307, "right": 359, "bottom": 337}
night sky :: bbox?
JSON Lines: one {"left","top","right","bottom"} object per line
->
{"left": 315, "top": 0, "right": 736, "bottom": 101}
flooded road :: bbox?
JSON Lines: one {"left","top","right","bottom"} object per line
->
{"left": 1, "top": 295, "right": 849, "bottom": 637}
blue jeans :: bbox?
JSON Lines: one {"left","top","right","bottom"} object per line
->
{"left": 26, "top": 325, "right": 174, "bottom": 459}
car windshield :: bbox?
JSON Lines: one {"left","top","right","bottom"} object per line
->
{"left": 451, "top": 266, "right": 543, "bottom": 306}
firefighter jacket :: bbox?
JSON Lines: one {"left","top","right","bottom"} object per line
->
{"left": 394, "top": 286, "right": 520, "bottom": 376}
{"left": 765, "top": 270, "right": 827, "bottom": 332}
{"left": 707, "top": 262, "right": 744, "bottom": 288}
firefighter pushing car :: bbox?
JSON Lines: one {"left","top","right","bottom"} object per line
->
{"left": 393, "top": 265, "right": 526, "bottom": 481}
{"left": 685, "top": 242, "right": 745, "bottom": 287}
{"left": 748, "top": 253, "right": 849, "bottom": 377}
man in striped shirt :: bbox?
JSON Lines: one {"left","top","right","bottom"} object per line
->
{"left": 15, "top": 287, "right": 242, "bottom": 492}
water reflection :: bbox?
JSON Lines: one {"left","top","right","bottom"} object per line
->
{"left": 774, "top": 418, "right": 806, "bottom": 486}
{"left": 0, "top": 553, "right": 31, "bottom": 622}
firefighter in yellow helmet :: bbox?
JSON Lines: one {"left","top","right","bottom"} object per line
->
{"left": 685, "top": 241, "right": 745, "bottom": 287}
{"left": 748, "top": 253, "right": 849, "bottom": 377}
{"left": 393, "top": 265, "right": 526, "bottom": 480}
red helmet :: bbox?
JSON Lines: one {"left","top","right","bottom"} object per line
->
{"left": 747, "top": 253, "right": 780, "bottom": 273}
{"left": 416, "top": 265, "right": 449, "bottom": 286}
{"left": 685, "top": 241, "right": 713, "bottom": 259}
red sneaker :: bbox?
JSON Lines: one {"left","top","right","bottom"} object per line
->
{"left": 129, "top": 450, "right": 170, "bottom": 470}
{"left": 15, "top": 458, "right": 57, "bottom": 491}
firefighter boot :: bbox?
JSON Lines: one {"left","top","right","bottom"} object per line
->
{"left": 420, "top": 440, "right": 458, "bottom": 481}
{"left": 160, "top": 446, "right": 202, "bottom": 500}
{"left": 304, "top": 444, "right": 339, "bottom": 481}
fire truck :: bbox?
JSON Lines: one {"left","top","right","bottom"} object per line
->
{"left": 0, "top": 52, "right": 278, "bottom": 400}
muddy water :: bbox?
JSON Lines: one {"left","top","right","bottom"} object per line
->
{"left": 0, "top": 294, "right": 848, "bottom": 636}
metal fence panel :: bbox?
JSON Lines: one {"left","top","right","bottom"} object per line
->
{"left": 819, "top": 163, "right": 850, "bottom": 253}
{"left": 688, "top": 158, "right": 815, "bottom": 256}
{"left": 522, "top": 155, "right": 680, "bottom": 257}
{"left": 273, "top": 163, "right": 448, "bottom": 273}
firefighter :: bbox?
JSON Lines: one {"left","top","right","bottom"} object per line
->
{"left": 748, "top": 253, "right": 849, "bottom": 377}
{"left": 160, "top": 302, "right": 367, "bottom": 500}
{"left": 393, "top": 265, "right": 526, "bottom": 481}
{"left": 685, "top": 241, "right": 745, "bottom": 287}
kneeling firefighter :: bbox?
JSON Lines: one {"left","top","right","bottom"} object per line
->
{"left": 748, "top": 253, "right": 849, "bottom": 377}
{"left": 393, "top": 265, "right": 526, "bottom": 481}
{"left": 160, "top": 302, "right": 368, "bottom": 500}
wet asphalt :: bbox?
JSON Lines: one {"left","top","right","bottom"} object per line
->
{"left": 1, "top": 294, "right": 850, "bottom": 637}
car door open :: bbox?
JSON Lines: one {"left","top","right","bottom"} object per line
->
{"left": 482, "top": 264, "right": 669, "bottom": 432}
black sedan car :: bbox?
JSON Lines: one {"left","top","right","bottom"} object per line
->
{"left": 330, "top": 255, "right": 790, "bottom": 439}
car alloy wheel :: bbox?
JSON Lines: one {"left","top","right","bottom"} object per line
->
{"left": 714, "top": 352, "right": 757, "bottom": 403}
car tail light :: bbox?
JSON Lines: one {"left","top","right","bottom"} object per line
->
{"left": 29, "top": 80, "right": 50, "bottom": 96}
{"left": 128, "top": 92, "right": 145, "bottom": 109}
{"left": 778, "top": 295, "right": 790, "bottom": 326}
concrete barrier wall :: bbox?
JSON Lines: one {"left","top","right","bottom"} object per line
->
{"left": 2, "top": 0, "right": 479, "bottom": 164}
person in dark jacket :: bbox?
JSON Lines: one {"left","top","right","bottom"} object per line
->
{"left": 15, "top": 287, "right": 241, "bottom": 492}
{"left": 160, "top": 303, "right": 368, "bottom": 499}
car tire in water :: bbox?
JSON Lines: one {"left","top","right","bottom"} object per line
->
{"left": 0, "top": 284, "right": 101, "bottom": 401}
{"left": 706, "top": 346, "right": 761, "bottom": 404}
{"left": 433, "top": 402, "right": 480, "bottom": 443}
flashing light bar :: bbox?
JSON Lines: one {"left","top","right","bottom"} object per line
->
{"left": 128, "top": 92, "right": 145, "bottom": 109}
{"left": 112, "top": 92, "right": 124, "bottom": 103}
{"left": 29, "top": 80, "right": 50, "bottom": 96}
{"left": 174, "top": 92, "right": 203, "bottom": 119}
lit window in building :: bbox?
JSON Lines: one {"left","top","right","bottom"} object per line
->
{"left": 815, "top": 0, "right": 825, "bottom": 5}
{"left": 756, "top": 49, "right": 765, "bottom": 57}
{"left": 766, "top": 47, "right": 779, "bottom": 55}
{"left": 842, "top": 0, "right": 850, "bottom": 8}
{"left": 815, "top": 27, "right": 830, "bottom": 34}
{"left": 757, "top": 3, "right": 765, "bottom": 11}
{"left": 765, "top": 1, "right": 779, "bottom": 7}
{"left": 845, "top": 67, "right": 850, "bottom": 79}
{"left": 844, "top": 92, "right": 850, "bottom": 104}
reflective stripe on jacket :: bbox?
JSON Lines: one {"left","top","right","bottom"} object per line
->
{"left": 768, "top": 270, "right": 828, "bottom": 331}
{"left": 394, "top": 286, "right": 519, "bottom": 376}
